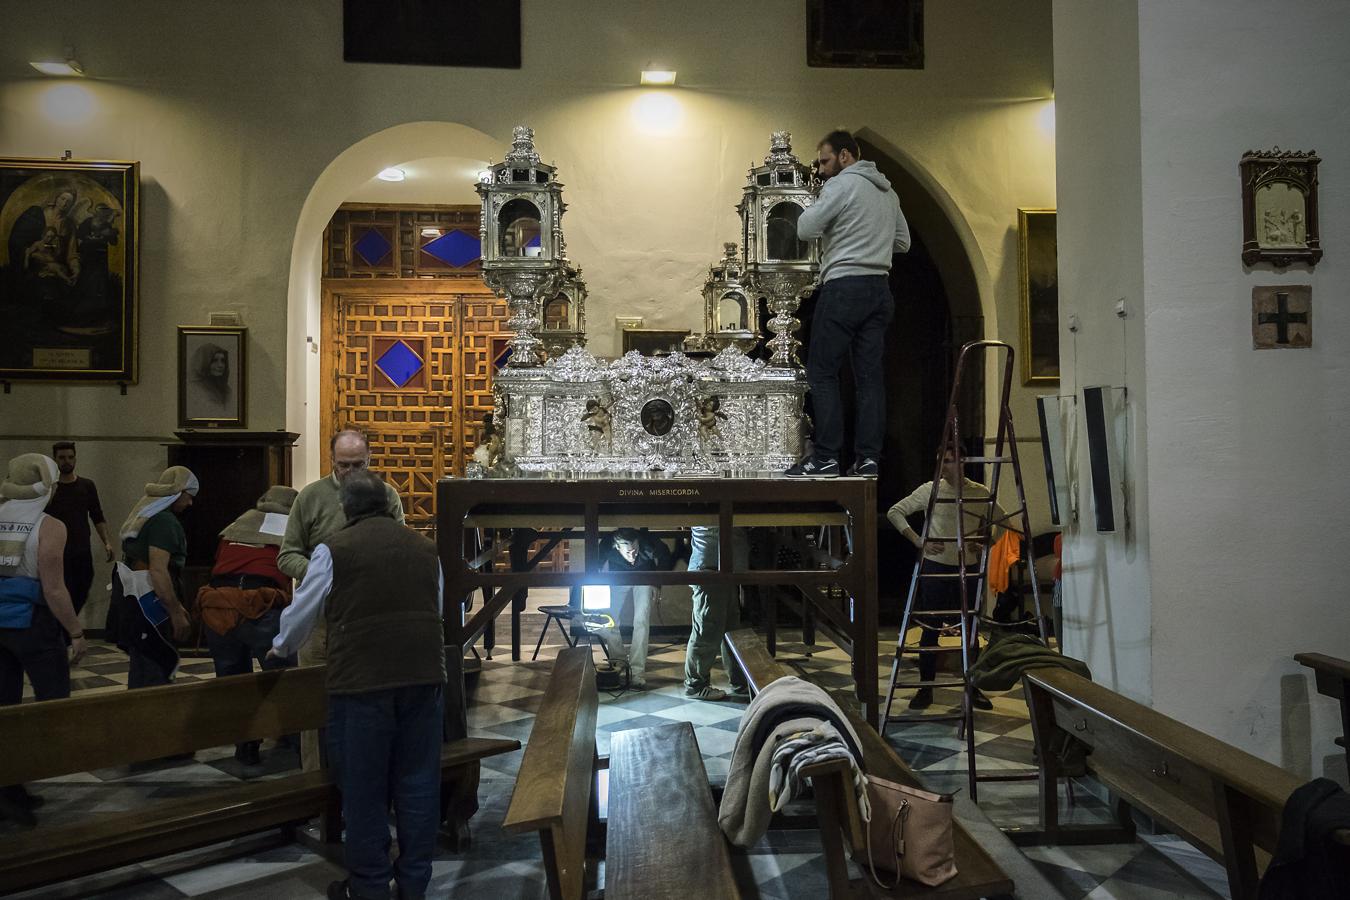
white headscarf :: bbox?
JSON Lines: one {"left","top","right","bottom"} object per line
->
{"left": 120, "top": 466, "right": 200, "bottom": 540}
{"left": 0, "top": 454, "right": 60, "bottom": 572}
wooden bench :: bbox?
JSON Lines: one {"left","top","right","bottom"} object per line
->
{"left": 1022, "top": 666, "right": 1337, "bottom": 900}
{"left": 1295, "top": 652, "right": 1350, "bottom": 774}
{"left": 725, "top": 628, "right": 1015, "bottom": 899}
{"left": 503, "top": 646, "right": 739, "bottom": 899}
{"left": 608, "top": 720, "right": 739, "bottom": 899}
{"left": 502, "top": 647, "right": 601, "bottom": 899}
{"left": 0, "top": 665, "right": 518, "bottom": 895}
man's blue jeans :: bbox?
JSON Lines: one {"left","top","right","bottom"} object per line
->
{"left": 327, "top": 684, "right": 444, "bottom": 900}
{"left": 805, "top": 274, "right": 895, "bottom": 462}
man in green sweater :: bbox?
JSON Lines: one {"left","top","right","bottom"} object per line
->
{"left": 279, "top": 429, "right": 404, "bottom": 772}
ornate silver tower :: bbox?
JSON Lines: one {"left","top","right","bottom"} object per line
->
{"left": 539, "top": 261, "right": 588, "bottom": 357}
{"left": 739, "top": 131, "right": 820, "bottom": 368}
{"left": 684, "top": 242, "right": 760, "bottom": 355}
{"left": 477, "top": 126, "right": 567, "bottom": 367}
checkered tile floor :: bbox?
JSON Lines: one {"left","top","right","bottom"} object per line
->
{"left": 5, "top": 592, "right": 1229, "bottom": 898}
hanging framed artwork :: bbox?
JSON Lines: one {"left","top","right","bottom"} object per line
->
{"left": 1240, "top": 148, "right": 1322, "bottom": 268}
{"left": 1017, "top": 208, "right": 1059, "bottom": 386}
{"left": 0, "top": 157, "right": 139, "bottom": 382}
{"left": 178, "top": 326, "right": 247, "bottom": 428}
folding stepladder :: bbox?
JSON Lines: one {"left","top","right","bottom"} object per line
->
{"left": 880, "top": 340, "right": 1053, "bottom": 801}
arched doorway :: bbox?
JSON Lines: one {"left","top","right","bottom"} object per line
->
{"left": 284, "top": 122, "right": 504, "bottom": 485}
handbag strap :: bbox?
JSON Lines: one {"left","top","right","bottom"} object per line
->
{"left": 865, "top": 797, "right": 910, "bottom": 890}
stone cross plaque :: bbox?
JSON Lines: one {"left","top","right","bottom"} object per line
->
{"left": 1252, "top": 285, "right": 1311, "bottom": 349}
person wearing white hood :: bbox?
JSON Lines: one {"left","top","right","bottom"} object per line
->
{"left": 0, "top": 453, "right": 88, "bottom": 704}
{"left": 786, "top": 129, "right": 910, "bottom": 480}
{"left": 0, "top": 454, "right": 88, "bottom": 824}
{"left": 113, "top": 465, "right": 199, "bottom": 688}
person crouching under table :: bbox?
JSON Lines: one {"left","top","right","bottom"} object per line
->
{"left": 887, "top": 446, "right": 1004, "bottom": 711}
{"left": 195, "top": 485, "right": 299, "bottom": 767}
{"left": 598, "top": 527, "right": 672, "bottom": 690}
{"left": 270, "top": 471, "right": 446, "bottom": 900}
{"left": 112, "top": 466, "right": 199, "bottom": 689}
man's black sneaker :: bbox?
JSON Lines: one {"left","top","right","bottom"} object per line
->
{"left": 908, "top": 688, "right": 934, "bottom": 710}
{"left": 785, "top": 458, "right": 840, "bottom": 478}
{"left": 848, "top": 459, "right": 879, "bottom": 477}
{"left": 972, "top": 690, "right": 994, "bottom": 711}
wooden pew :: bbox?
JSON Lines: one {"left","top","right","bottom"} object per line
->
{"left": 1295, "top": 652, "right": 1350, "bottom": 774}
{"left": 725, "top": 628, "right": 1015, "bottom": 899}
{"left": 607, "top": 721, "right": 739, "bottom": 900}
{"left": 1022, "top": 667, "right": 1312, "bottom": 900}
{"left": 502, "top": 647, "right": 601, "bottom": 900}
{"left": 0, "top": 666, "right": 518, "bottom": 895}
{"left": 503, "top": 647, "right": 739, "bottom": 899}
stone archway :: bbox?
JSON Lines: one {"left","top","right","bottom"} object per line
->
{"left": 283, "top": 121, "right": 503, "bottom": 484}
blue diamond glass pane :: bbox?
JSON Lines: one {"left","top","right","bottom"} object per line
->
{"left": 374, "top": 340, "right": 423, "bottom": 388}
{"left": 422, "top": 229, "right": 481, "bottom": 267}
{"left": 353, "top": 228, "right": 392, "bottom": 266}
{"left": 525, "top": 234, "right": 542, "bottom": 249}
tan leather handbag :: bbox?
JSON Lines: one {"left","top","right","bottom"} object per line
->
{"left": 862, "top": 775, "right": 958, "bottom": 888}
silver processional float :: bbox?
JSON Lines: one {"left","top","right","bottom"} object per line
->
{"left": 474, "top": 127, "right": 820, "bottom": 479}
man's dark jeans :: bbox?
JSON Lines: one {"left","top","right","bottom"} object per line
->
{"left": 805, "top": 274, "right": 894, "bottom": 462}
{"left": 327, "top": 683, "right": 444, "bottom": 900}
{"left": 205, "top": 607, "right": 293, "bottom": 756}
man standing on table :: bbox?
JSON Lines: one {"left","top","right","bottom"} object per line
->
{"left": 270, "top": 471, "right": 444, "bottom": 900}
{"left": 278, "top": 428, "right": 404, "bottom": 772}
{"left": 786, "top": 129, "right": 910, "bottom": 480}
{"left": 46, "top": 441, "right": 115, "bottom": 615}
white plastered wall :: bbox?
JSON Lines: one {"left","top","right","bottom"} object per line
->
{"left": 1, "top": 0, "right": 1058, "bottom": 623}
{"left": 1055, "top": 0, "right": 1350, "bottom": 780}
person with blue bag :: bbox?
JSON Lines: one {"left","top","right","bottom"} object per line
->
{"left": 111, "top": 465, "right": 199, "bottom": 688}
{"left": 0, "top": 453, "right": 88, "bottom": 824}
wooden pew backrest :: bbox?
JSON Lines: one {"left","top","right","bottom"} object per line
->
{"left": 501, "top": 647, "right": 598, "bottom": 900}
{"left": 0, "top": 665, "right": 328, "bottom": 785}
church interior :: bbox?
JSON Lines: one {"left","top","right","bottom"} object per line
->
{"left": 2, "top": 1, "right": 1348, "bottom": 898}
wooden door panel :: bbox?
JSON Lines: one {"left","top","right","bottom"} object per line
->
{"left": 321, "top": 282, "right": 508, "bottom": 536}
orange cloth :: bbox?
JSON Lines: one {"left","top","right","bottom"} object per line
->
{"left": 988, "top": 530, "right": 1022, "bottom": 594}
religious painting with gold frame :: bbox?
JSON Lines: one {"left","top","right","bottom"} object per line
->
{"left": 178, "top": 326, "right": 247, "bottom": 428}
{"left": 1240, "top": 148, "right": 1322, "bottom": 268}
{"left": 1018, "top": 208, "right": 1059, "bottom": 386}
{"left": 0, "top": 158, "right": 139, "bottom": 382}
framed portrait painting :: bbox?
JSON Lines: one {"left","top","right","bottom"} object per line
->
{"left": 0, "top": 158, "right": 139, "bottom": 382}
{"left": 1017, "top": 208, "right": 1059, "bottom": 386}
{"left": 178, "top": 326, "right": 246, "bottom": 427}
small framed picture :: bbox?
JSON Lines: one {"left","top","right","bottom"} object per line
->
{"left": 178, "top": 326, "right": 246, "bottom": 427}
{"left": 622, "top": 328, "right": 691, "bottom": 357}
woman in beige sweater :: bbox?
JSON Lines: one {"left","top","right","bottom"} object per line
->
{"left": 886, "top": 448, "right": 1006, "bottom": 710}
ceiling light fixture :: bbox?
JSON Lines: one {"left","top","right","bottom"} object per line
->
{"left": 640, "top": 67, "right": 677, "bottom": 86}
{"left": 377, "top": 167, "right": 405, "bottom": 182}
{"left": 30, "top": 48, "right": 84, "bottom": 77}
{"left": 420, "top": 227, "right": 442, "bottom": 237}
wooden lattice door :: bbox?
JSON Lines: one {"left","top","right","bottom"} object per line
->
{"left": 321, "top": 280, "right": 508, "bottom": 534}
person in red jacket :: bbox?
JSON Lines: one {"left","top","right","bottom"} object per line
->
{"left": 195, "top": 486, "right": 297, "bottom": 766}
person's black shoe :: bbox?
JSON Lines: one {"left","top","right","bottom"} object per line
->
{"left": 785, "top": 458, "right": 840, "bottom": 478}
{"left": 326, "top": 880, "right": 354, "bottom": 900}
{"left": 848, "top": 458, "right": 879, "bottom": 477}
{"left": 908, "top": 688, "right": 934, "bottom": 710}
{"left": 972, "top": 690, "right": 994, "bottom": 711}
{"left": 234, "top": 742, "right": 262, "bottom": 767}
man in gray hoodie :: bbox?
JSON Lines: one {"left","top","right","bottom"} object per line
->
{"left": 786, "top": 130, "right": 910, "bottom": 479}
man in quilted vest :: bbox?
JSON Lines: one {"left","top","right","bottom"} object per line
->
{"left": 270, "top": 471, "right": 445, "bottom": 900}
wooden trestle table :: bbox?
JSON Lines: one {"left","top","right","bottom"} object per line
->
{"left": 436, "top": 476, "right": 884, "bottom": 727}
